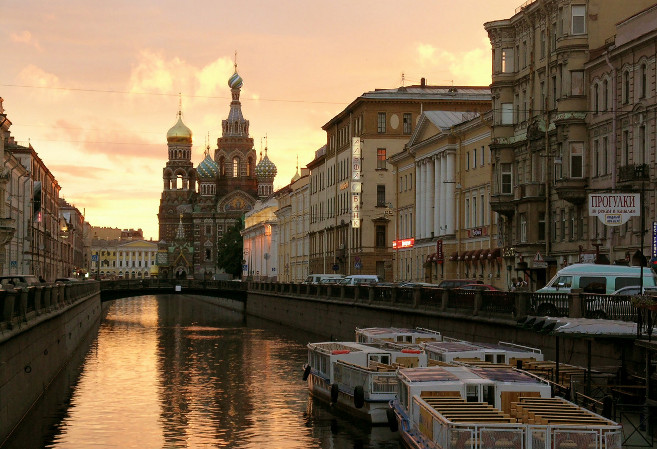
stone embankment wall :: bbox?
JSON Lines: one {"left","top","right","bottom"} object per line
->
{"left": 0, "top": 283, "right": 101, "bottom": 445}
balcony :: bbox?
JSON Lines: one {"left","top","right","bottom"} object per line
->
{"left": 514, "top": 182, "right": 546, "bottom": 203}
{"left": 618, "top": 164, "right": 650, "bottom": 186}
{"left": 490, "top": 193, "right": 515, "bottom": 217}
{"left": 554, "top": 178, "right": 588, "bottom": 204}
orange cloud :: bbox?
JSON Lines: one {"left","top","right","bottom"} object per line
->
{"left": 10, "top": 30, "right": 41, "bottom": 50}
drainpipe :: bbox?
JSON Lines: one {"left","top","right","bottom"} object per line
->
{"left": 604, "top": 51, "right": 617, "bottom": 261}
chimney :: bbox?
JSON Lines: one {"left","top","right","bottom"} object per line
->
{"left": 420, "top": 78, "right": 426, "bottom": 87}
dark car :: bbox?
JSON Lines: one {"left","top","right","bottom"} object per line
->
{"left": 55, "top": 277, "right": 82, "bottom": 283}
{"left": 437, "top": 279, "right": 483, "bottom": 289}
{"left": 0, "top": 275, "right": 41, "bottom": 287}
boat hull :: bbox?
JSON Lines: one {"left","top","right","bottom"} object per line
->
{"left": 307, "top": 373, "right": 391, "bottom": 424}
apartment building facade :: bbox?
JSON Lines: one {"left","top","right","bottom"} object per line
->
{"left": 484, "top": 0, "right": 655, "bottom": 290}
{"left": 309, "top": 82, "right": 491, "bottom": 281}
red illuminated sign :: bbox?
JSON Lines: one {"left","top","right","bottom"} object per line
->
{"left": 392, "top": 238, "right": 415, "bottom": 249}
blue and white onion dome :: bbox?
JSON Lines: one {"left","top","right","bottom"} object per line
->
{"left": 228, "top": 71, "right": 243, "bottom": 90}
{"left": 255, "top": 153, "right": 277, "bottom": 181}
{"left": 197, "top": 153, "right": 219, "bottom": 178}
{"left": 167, "top": 114, "right": 192, "bottom": 144}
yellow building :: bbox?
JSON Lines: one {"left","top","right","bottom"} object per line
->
{"left": 310, "top": 81, "right": 491, "bottom": 281}
{"left": 390, "top": 111, "right": 501, "bottom": 287}
{"left": 91, "top": 239, "right": 157, "bottom": 279}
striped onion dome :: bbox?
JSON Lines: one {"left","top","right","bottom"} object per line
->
{"left": 228, "top": 71, "right": 243, "bottom": 89}
{"left": 197, "top": 153, "right": 219, "bottom": 178}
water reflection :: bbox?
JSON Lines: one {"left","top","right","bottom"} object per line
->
{"left": 4, "top": 295, "right": 401, "bottom": 449}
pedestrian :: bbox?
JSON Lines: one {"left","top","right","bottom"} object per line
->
{"left": 510, "top": 277, "right": 518, "bottom": 291}
{"left": 38, "top": 275, "right": 46, "bottom": 283}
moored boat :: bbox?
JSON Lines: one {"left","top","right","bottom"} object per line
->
{"left": 388, "top": 365, "right": 621, "bottom": 449}
{"left": 303, "top": 341, "right": 428, "bottom": 424}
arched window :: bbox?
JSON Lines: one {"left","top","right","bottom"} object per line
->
{"left": 593, "top": 83, "right": 599, "bottom": 113}
{"left": 623, "top": 70, "right": 630, "bottom": 104}
{"left": 233, "top": 157, "right": 240, "bottom": 177}
{"left": 641, "top": 63, "right": 647, "bottom": 98}
{"left": 247, "top": 156, "right": 253, "bottom": 176}
{"left": 603, "top": 79, "right": 608, "bottom": 111}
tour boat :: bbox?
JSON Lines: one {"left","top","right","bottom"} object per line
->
{"left": 422, "top": 340, "right": 544, "bottom": 366}
{"left": 388, "top": 365, "right": 621, "bottom": 449}
{"left": 355, "top": 327, "right": 442, "bottom": 345}
{"left": 303, "top": 340, "right": 428, "bottom": 424}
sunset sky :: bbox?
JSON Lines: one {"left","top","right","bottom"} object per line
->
{"left": 2, "top": 0, "right": 522, "bottom": 240}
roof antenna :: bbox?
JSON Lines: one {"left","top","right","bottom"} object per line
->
{"left": 401, "top": 72, "right": 405, "bottom": 87}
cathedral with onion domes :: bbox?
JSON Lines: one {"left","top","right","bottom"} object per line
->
{"left": 157, "top": 66, "right": 276, "bottom": 279}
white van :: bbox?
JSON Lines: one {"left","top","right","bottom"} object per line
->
{"left": 304, "top": 274, "right": 344, "bottom": 285}
{"left": 536, "top": 264, "right": 657, "bottom": 295}
{"left": 338, "top": 275, "right": 380, "bottom": 286}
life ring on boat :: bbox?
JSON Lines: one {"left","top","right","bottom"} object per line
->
{"left": 386, "top": 408, "right": 398, "bottom": 432}
{"left": 302, "top": 364, "right": 311, "bottom": 381}
{"left": 401, "top": 348, "right": 421, "bottom": 354}
{"left": 330, "top": 383, "right": 339, "bottom": 403}
{"left": 331, "top": 349, "right": 350, "bottom": 355}
{"left": 353, "top": 386, "right": 365, "bottom": 409}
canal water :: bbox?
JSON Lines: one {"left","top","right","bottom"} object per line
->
{"left": 4, "top": 295, "right": 402, "bottom": 449}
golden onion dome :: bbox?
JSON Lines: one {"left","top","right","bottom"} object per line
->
{"left": 167, "top": 115, "right": 192, "bottom": 144}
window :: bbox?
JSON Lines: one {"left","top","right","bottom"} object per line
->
{"left": 594, "top": 83, "right": 599, "bottom": 113}
{"left": 519, "top": 214, "right": 527, "bottom": 243}
{"left": 472, "top": 196, "right": 478, "bottom": 227}
{"left": 377, "top": 148, "right": 386, "bottom": 169}
{"left": 466, "top": 152, "right": 470, "bottom": 170}
{"left": 570, "top": 142, "right": 583, "bottom": 178}
{"left": 571, "top": 71, "right": 584, "bottom": 96}
{"left": 623, "top": 71, "right": 630, "bottom": 104}
{"left": 233, "top": 157, "right": 240, "bottom": 177}
{"left": 572, "top": 5, "right": 586, "bottom": 35}
{"left": 552, "top": 211, "right": 558, "bottom": 241}
{"left": 501, "top": 163, "right": 512, "bottom": 194}
{"left": 377, "top": 113, "right": 386, "bottom": 133}
{"left": 623, "top": 130, "right": 630, "bottom": 165}
{"left": 501, "top": 103, "right": 513, "bottom": 124}
{"left": 205, "top": 249, "right": 211, "bottom": 261}
{"left": 603, "top": 79, "right": 608, "bottom": 111}
{"left": 580, "top": 277, "right": 606, "bottom": 294}
{"left": 375, "top": 225, "right": 386, "bottom": 248}
{"left": 538, "top": 212, "right": 545, "bottom": 240}
{"left": 377, "top": 185, "right": 386, "bottom": 207}
{"left": 640, "top": 64, "right": 647, "bottom": 98}
{"left": 403, "top": 113, "right": 412, "bottom": 134}
{"left": 552, "top": 75, "right": 558, "bottom": 108}
{"left": 473, "top": 148, "right": 477, "bottom": 169}
{"left": 481, "top": 146, "right": 485, "bottom": 166}
{"left": 540, "top": 30, "right": 546, "bottom": 59}
{"left": 593, "top": 139, "right": 599, "bottom": 177}
{"left": 465, "top": 198, "right": 470, "bottom": 228}
{"left": 502, "top": 48, "right": 514, "bottom": 73}
{"left": 569, "top": 209, "right": 575, "bottom": 240}
{"left": 639, "top": 125, "right": 646, "bottom": 164}
{"left": 561, "top": 209, "right": 566, "bottom": 241}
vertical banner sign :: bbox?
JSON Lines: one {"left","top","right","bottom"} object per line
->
{"left": 652, "top": 221, "right": 657, "bottom": 259}
{"left": 436, "top": 239, "right": 444, "bottom": 263}
{"left": 351, "top": 137, "right": 361, "bottom": 228}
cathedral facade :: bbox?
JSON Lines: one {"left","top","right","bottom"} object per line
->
{"left": 157, "top": 69, "right": 276, "bottom": 279}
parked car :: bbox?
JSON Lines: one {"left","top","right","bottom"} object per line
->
{"left": 437, "top": 279, "right": 483, "bottom": 289}
{"left": 304, "top": 274, "right": 344, "bottom": 284}
{"left": 456, "top": 283, "right": 500, "bottom": 291}
{"left": 399, "top": 282, "right": 436, "bottom": 288}
{"left": 0, "top": 275, "right": 41, "bottom": 287}
{"left": 536, "top": 264, "right": 657, "bottom": 295}
{"left": 338, "top": 275, "right": 380, "bottom": 286}
{"left": 55, "top": 277, "right": 82, "bottom": 283}
{"left": 611, "top": 285, "right": 657, "bottom": 295}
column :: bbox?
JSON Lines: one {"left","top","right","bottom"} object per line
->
{"left": 426, "top": 159, "right": 434, "bottom": 238}
{"left": 446, "top": 153, "right": 456, "bottom": 234}
{"left": 416, "top": 161, "right": 423, "bottom": 239}
{"left": 434, "top": 156, "right": 440, "bottom": 237}
{"left": 440, "top": 155, "right": 447, "bottom": 233}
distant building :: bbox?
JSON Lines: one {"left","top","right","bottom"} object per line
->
{"left": 90, "top": 238, "right": 157, "bottom": 279}
{"left": 157, "top": 66, "right": 277, "bottom": 279}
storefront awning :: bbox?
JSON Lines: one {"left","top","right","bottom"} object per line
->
{"left": 449, "top": 251, "right": 459, "bottom": 261}
{"left": 489, "top": 247, "right": 501, "bottom": 259}
{"left": 480, "top": 249, "right": 490, "bottom": 261}
{"left": 462, "top": 250, "right": 474, "bottom": 262}
{"left": 472, "top": 249, "right": 483, "bottom": 263}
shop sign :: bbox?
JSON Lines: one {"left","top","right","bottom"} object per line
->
{"left": 392, "top": 238, "right": 415, "bottom": 249}
{"left": 588, "top": 193, "right": 640, "bottom": 226}
{"left": 436, "top": 240, "right": 444, "bottom": 263}
{"left": 467, "top": 227, "right": 488, "bottom": 238}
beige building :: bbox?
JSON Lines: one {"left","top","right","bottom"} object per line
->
{"left": 586, "top": 4, "right": 657, "bottom": 266}
{"left": 91, "top": 238, "right": 158, "bottom": 279}
{"left": 241, "top": 196, "right": 279, "bottom": 281}
{"left": 484, "top": 0, "right": 655, "bottom": 290}
{"left": 275, "top": 165, "right": 310, "bottom": 283}
{"left": 390, "top": 111, "right": 501, "bottom": 286}
{"left": 309, "top": 81, "right": 491, "bottom": 281}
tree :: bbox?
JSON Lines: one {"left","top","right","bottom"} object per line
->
{"left": 216, "top": 218, "right": 243, "bottom": 278}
